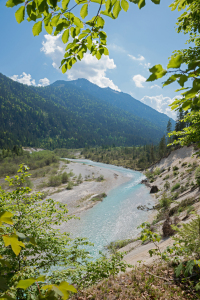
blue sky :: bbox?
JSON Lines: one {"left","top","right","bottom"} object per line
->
{"left": 0, "top": 0, "right": 188, "bottom": 119}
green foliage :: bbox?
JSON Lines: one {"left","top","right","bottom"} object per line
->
{"left": 61, "top": 171, "right": 69, "bottom": 183}
{"left": 0, "top": 165, "right": 129, "bottom": 298}
{"left": 0, "top": 73, "right": 166, "bottom": 149}
{"left": 106, "top": 239, "right": 134, "bottom": 252}
{"left": 6, "top": 0, "right": 159, "bottom": 73}
{"left": 173, "top": 166, "right": 179, "bottom": 171}
{"left": 159, "top": 192, "right": 171, "bottom": 209}
{"left": 153, "top": 167, "right": 161, "bottom": 176}
{"left": 171, "top": 182, "right": 180, "bottom": 192}
{"left": 66, "top": 181, "right": 73, "bottom": 190}
{"left": 164, "top": 180, "right": 170, "bottom": 190}
{"left": 195, "top": 166, "right": 200, "bottom": 186}
{"left": 163, "top": 174, "right": 169, "bottom": 180}
{"left": 96, "top": 174, "right": 104, "bottom": 182}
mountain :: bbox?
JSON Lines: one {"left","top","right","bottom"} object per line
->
{"left": 0, "top": 73, "right": 169, "bottom": 149}
{"left": 52, "top": 78, "right": 175, "bottom": 132}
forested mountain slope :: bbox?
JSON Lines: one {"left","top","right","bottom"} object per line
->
{"left": 0, "top": 73, "right": 166, "bottom": 148}
{"left": 53, "top": 78, "right": 175, "bottom": 131}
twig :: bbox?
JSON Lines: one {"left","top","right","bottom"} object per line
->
{"left": 146, "top": 271, "right": 173, "bottom": 281}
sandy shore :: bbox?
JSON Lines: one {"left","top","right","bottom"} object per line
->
{"left": 48, "top": 160, "right": 131, "bottom": 232}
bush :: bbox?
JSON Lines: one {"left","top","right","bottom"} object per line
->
{"left": 171, "top": 192, "right": 179, "bottom": 200}
{"left": 173, "top": 171, "right": 179, "bottom": 176}
{"left": 77, "top": 173, "right": 83, "bottom": 184}
{"left": 159, "top": 193, "right": 171, "bottom": 209}
{"left": 96, "top": 175, "right": 104, "bottom": 182}
{"left": 153, "top": 167, "right": 161, "bottom": 176}
{"left": 48, "top": 174, "right": 62, "bottom": 187}
{"left": 163, "top": 174, "right": 169, "bottom": 180}
{"left": 181, "top": 162, "right": 187, "bottom": 167}
{"left": 195, "top": 166, "right": 200, "bottom": 186}
{"left": 171, "top": 183, "right": 180, "bottom": 192}
{"left": 173, "top": 166, "right": 179, "bottom": 171}
{"left": 66, "top": 181, "right": 73, "bottom": 190}
{"left": 164, "top": 181, "right": 170, "bottom": 190}
{"left": 61, "top": 172, "right": 69, "bottom": 183}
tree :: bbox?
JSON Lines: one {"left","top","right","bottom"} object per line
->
{"left": 6, "top": 0, "right": 160, "bottom": 74}
{"left": 0, "top": 165, "right": 128, "bottom": 298}
{"left": 159, "top": 135, "right": 166, "bottom": 157}
{"left": 147, "top": 0, "right": 200, "bottom": 146}
{"left": 166, "top": 119, "right": 172, "bottom": 143}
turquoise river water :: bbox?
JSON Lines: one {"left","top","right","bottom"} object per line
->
{"left": 68, "top": 159, "right": 154, "bottom": 258}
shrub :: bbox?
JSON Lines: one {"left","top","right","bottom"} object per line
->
{"left": 159, "top": 192, "right": 171, "bottom": 209}
{"left": 171, "top": 183, "right": 180, "bottom": 192}
{"left": 181, "top": 162, "right": 187, "bottom": 167}
{"left": 61, "top": 172, "right": 69, "bottom": 183}
{"left": 173, "top": 166, "right": 179, "bottom": 171}
{"left": 164, "top": 181, "right": 170, "bottom": 190}
{"left": 195, "top": 166, "right": 200, "bottom": 186}
{"left": 163, "top": 174, "right": 169, "bottom": 180}
{"left": 48, "top": 174, "right": 62, "bottom": 187}
{"left": 145, "top": 170, "right": 153, "bottom": 179}
{"left": 153, "top": 167, "right": 161, "bottom": 176}
{"left": 77, "top": 173, "right": 83, "bottom": 184}
{"left": 173, "top": 171, "right": 179, "bottom": 176}
{"left": 96, "top": 175, "right": 104, "bottom": 182}
{"left": 180, "top": 185, "right": 187, "bottom": 193}
{"left": 171, "top": 192, "right": 179, "bottom": 200}
{"left": 66, "top": 181, "right": 73, "bottom": 190}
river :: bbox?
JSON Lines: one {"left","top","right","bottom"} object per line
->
{"left": 66, "top": 159, "right": 154, "bottom": 258}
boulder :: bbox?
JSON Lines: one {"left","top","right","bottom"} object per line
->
{"left": 150, "top": 185, "right": 159, "bottom": 193}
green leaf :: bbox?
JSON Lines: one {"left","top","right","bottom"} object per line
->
{"left": 97, "top": 17, "right": 105, "bottom": 27}
{"left": 0, "top": 277, "right": 8, "bottom": 291}
{"left": 62, "top": 29, "right": 69, "bottom": 43}
{"left": 167, "top": 55, "right": 183, "bottom": 69}
{"left": 0, "top": 211, "right": 13, "bottom": 225}
{"left": 106, "top": 0, "right": 112, "bottom": 12}
{"left": 178, "top": 74, "right": 188, "bottom": 87}
{"left": 80, "top": 4, "right": 88, "bottom": 19}
{"left": 44, "top": 13, "right": 52, "bottom": 26}
{"left": 44, "top": 23, "right": 53, "bottom": 34}
{"left": 3, "top": 234, "right": 25, "bottom": 256}
{"left": 16, "top": 279, "right": 36, "bottom": 289}
{"left": 147, "top": 64, "right": 167, "bottom": 81}
{"left": 15, "top": 6, "right": 25, "bottom": 24}
{"left": 121, "top": 0, "right": 129, "bottom": 11}
{"left": 113, "top": 0, "right": 121, "bottom": 18}
{"left": 62, "top": 63, "right": 68, "bottom": 73}
{"left": 32, "top": 21, "right": 42, "bottom": 36}
{"left": 6, "top": 0, "right": 24, "bottom": 8}
{"left": 51, "top": 14, "right": 60, "bottom": 26}
{"left": 151, "top": 0, "right": 160, "bottom": 4}
{"left": 73, "top": 16, "right": 83, "bottom": 28}
{"left": 138, "top": 0, "right": 145, "bottom": 9}
{"left": 163, "top": 74, "right": 180, "bottom": 87}
{"left": 104, "top": 47, "right": 109, "bottom": 55}
{"left": 62, "top": 0, "right": 70, "bottom": 9}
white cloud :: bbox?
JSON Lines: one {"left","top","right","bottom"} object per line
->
{"left": 132, "top": 74, "right": 146, "bottom": 88}
{"left": 38, "top": 78, "right": 50, "bottom": 87}
{"left": 10, "top": 72, "right": 50, "bottom": 87}
{"left": 10, "top": 72, "right": 36, "bottom": 86}
{"left": 41, "top": 34, "right": 120, "bottom": 91}
{"left": 150, "top": 84, "right": 161, "bottom": 89}
{"left": 128, "top": 54, "right": 145, "bottom": 61}
{"left": 144, "top": 62, "right": 151, "bottom": 69}
{"left": 140, "top": 94, "right": 179, "bottom": 119}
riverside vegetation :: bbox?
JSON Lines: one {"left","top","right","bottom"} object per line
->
{"left": 3, "top": 0, "right": 200, "bottom": 298}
